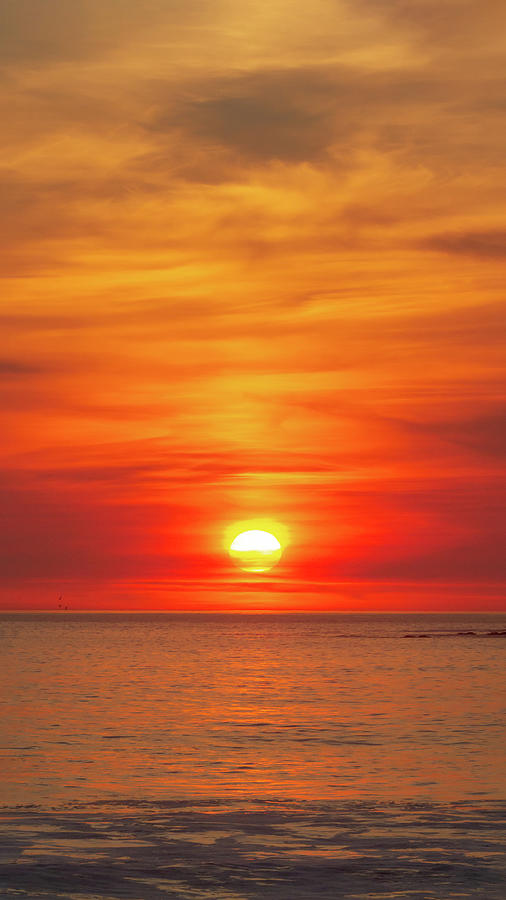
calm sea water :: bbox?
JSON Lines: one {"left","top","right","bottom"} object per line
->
{"left": 1, "top": 612, "right": 505, "bottom": 806}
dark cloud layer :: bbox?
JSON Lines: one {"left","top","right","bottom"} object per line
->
{"left": 167, "top": 69, "right": 343, "bottom": 164}
{"left": 0, "top": 358, "right": 47, "bottom": 375}
{"left": 421, "top": 229, "right": 506, "bottom": 259}
{"left": 0, "top": 0, "right": 206, "bottom": 64}
{"left": 355, "top": 0, "right": 506, "bottom": 47}
{"left": 142, "top": 59, "right": 506, "bottom": 180}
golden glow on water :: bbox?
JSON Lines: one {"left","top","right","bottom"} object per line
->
{"left": 1, "top": 612, "right": 505, "bottom": 805}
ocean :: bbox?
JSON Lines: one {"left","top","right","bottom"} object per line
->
{"left": 1, "top": 611, "right": 505, "bottom": 898}
{"left": 1, "top": 611, "right": 505, "bottom": 805}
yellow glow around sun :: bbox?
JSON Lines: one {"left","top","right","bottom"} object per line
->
{"left": 228, "top": 527, "right": 284, "bottom": 573}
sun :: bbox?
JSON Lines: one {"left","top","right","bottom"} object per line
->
{"left": 229, "top": 529, "right": 283, "bottom": 573}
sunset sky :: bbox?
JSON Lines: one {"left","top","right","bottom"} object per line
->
{"left": 2, "top": 0, "right": 505, "bottom": 610}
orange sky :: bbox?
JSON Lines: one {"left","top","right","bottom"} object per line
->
{"left": 1, "top": 0, "right": 505, "bottom": 610}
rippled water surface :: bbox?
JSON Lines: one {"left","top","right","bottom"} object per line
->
{"left": 1, "top": 612, "right": 505, "bottom": 805}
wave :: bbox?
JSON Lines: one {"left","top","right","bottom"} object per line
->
{"left": 403, "top": 630, "right": 506, "bottom": 638}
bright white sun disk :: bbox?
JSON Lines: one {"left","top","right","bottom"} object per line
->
{"left": 229, "top": 529, "right": 283, "bottom": 572}
{"left": 230, "top": 530, "right": 281, "bottom": 552}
